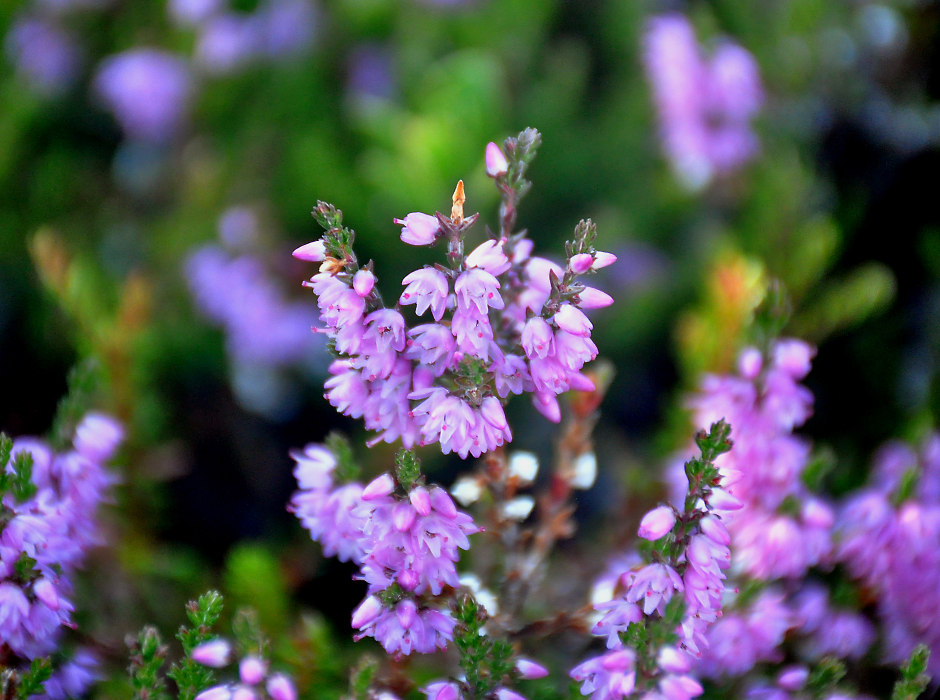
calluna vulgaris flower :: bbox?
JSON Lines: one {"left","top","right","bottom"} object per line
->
{"left": 292, "top": 142, "right": 615, "bottom": 460}
{"left": 2, "top": 412, "right": 121, "bottom": 696}
{"left": 643, "top": 13, "right": 762, "bottom": 190}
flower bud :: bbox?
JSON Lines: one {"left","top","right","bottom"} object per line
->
{"left": 195, "top": 687, "right": 233, "bottom": 700}
{"left": 351, "top": 596, "right": 383, "bottom": 628}
{"left": 266, "top": 675, "right": 297, "bottom": 700}
{"left": 637, "top": 505, "right": 675, "bottom": 541}
{"left": 451, "top": 476, "right": 482, "bottom": 506}
{"left": 578, "top": 287, "right": 614, "bottom": 309}
{"left": 191, "top": 639, "right": 232, "bottom": 667}
{"left": 361, "top": 473, "right": 395, "bottom": 500}
{"left": 292, "top": 240, "right": 326, "bottom": 262}
{"left": 239, "top": 656, "right": 267, "bottom": 685}
{"left": 395, "top": 212, "right": 440, "bottom": 246}
{"left": 738, "top": 347, "right": 762, "bottom": 379}
{"left": 33, "top": 578, "right": 59, "bottom": 611}
{"left": 777, "top": 666, "right": 809, "bottom": 691}
{"left": 485, "top": 142, "right": 508, "bottom": 177}
{"left": 516, "top": 658, "right": 549, "bottom": 679}
{"left": 591, "top": 251, "right": 617, "bottom": 270}
{"left": 393, "top": 501, "right": 417, "bottom": 531}
{"left": 409, "top": 486, "right": 431, "bottom": 515}
{"left": 353, "top": 269, "right": 375, "bottom": 297}
{"left": 508, "top": 451, "right": 539, "bottom": 484}
{"left": 570, "top": 452, "right": 597, "bottom": 489}
{"left": 569, "top": 253, "right": 593, "bottom": 274}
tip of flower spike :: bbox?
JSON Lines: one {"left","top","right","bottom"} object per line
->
{"left": 292, "top": 240, "right": 326, "bottom": 262}
{"left": 451, "top": 180, "right": 465, "bottom": 224}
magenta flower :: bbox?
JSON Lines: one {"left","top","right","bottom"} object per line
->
{"left": 638, "top": 505, "right": 676, "bottom": 541}
{"left": 570, "top": 649, "right": 637, "bottom": 700}
{"left": 485, "top": 142, "right": 509, "bottom": 177}
{"left": 625, "top": 563, "right": 684, "bottom": 616}
{"left": 465, "top": 239, "right": 511, "bottom": 276}
{"left": 395, "top": 212, "right": 440, "bottom": 246}
{"left": 454, "top": 268, "right": 504, "bottom": 315}
{"left": 401, "top": 268, "right": 449, "bottom": 321}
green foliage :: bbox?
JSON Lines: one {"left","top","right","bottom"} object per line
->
{"left": 167, "top": 591, "right": 224, "bottom": 700}
{"left": 348, "top": 656, "right": 379, "bottom": 700}
{"left": 326, "top": 432, "right": 359, "bottom": 484}
{"left": 129, "top": 626, "right": 170, "bottom": 700}
{"left": 453, "top": 593, "right": 516, "bottom": 698}
{"left": 806, "top": 657, "right": 847, "bottom": 697}
{"left": 49, "top": 358, "right": 101, "bottom": 451}
{"left": 14, "top": 658, "right": 53, "bottom": 700}
{"left": 224, "top": 544, "right": 289, "bottom": 634}
{"left": 0, "top": 439, "right": 37, "bottom": 505}
{"left": 891, "top": 644, "right": 931, "bottom": 700}
{"left": 394, "top": 449, "right": 422, "bottom": 492}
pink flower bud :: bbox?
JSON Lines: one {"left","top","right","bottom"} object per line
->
{"left": 409, "top": 486, "right": 431, "bottom": 515}
{"left": 195, "top": 686, "right": 233, "bottom": 700}
{"left": 554, "top": 304, "right": 592, "bottom": 336}
{"left": 777, "top": 666, "right": 809, "bottom": 691}
{"left": 485, "top": 142, "right": 508, "bottom": 177}
{"left": 480, "top": 396, "right": 508, "bottom": 430}
{"left": 393, "top": 502, "right": 417, "bottom": 531}
{"left": 395, "top": 212, "right": 440, "bottom": 246}
{"left": 601, "top": 650, "right": 635, "bottom": 671}
{"left": 637, "top": 505, "right": 675, "bottom": 540}
{"left": 738, "top": 347, "right": 763, "bottom": 379}
{"left": 398, "top": 569, "right": 419, "bottom": 591}
{"left": 292, "top": 240, "right": 326, "bottom": 262}
{"left": 532, "top": 392, "right": 561, "bottom": 423}
{"left": 700, "top": 514, "right": 729, "bottom": 545}
{"left": 351, "top": 596, "right": 383, "bottom": 628}
{"left": 578, "top": 287, "right": 614, "bottom": 309}
{"left": 362, "top": 473, "right": 395, "bottom": 500}
{"left": 396, "top": 599, "right": 417, "bottom": 628}
{"left": 353, "top": 269, "right": 375, "bottom": 297}
{"left": 266, "top": 675, "right": 297, "bottom": 700}
{"left": 569, "top": 253, "right": 593, "bottom": 274}
{"left": 657, "top": 646, "right": 690, "bottom": 673}
{"left": 591, "top": 251, "right": 617, "bottom": 270}
{"left": 709, "top": 488, "right": 743, "bottom": 511}
{"left": 429, "top": 486, "right": 458, "bottom": 518}
{"left": 239, "top": 656, "right": 267, "bottom": 685}
{"left": 191, "top": 639, "right": 232, "bottom": 668}
{"left": 74, "top": 412, "right": 123, "bottom": 461}
{"left": 426, "top": 682, "right": 460, "bottom": 700}
{"left": 516, "top": 658, "right": 549, "bottom": 679}
{"left": 231, "top": 687, "right": 257, "bottom": 700}
{"left": 494, "top": 690, "right": 525, "bottom": 700}
{"left": 33, "top": 578, "right": 59, "bottom": 611}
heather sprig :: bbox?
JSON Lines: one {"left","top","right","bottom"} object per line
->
{"left": 891, "top": 645, "right": 931, "bottom": 700}
{"left": 129, "top": 626, "right": 171, "bottom": 700}
{"left": 167, "top": 590, "right": 225, "bottom": 700}
{"left": 573, "top": 421, "right": 733, "bottom": 700}
{"left": 292, "top": 129, "right": 614, "bottom": 457}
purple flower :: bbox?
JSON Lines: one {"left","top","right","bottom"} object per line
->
{"left": 643, "top": 14, "right": 762, "bottom": 189}
{"left": 625, "top": 563, "right": 684, "bottom": 616}
{"left": 570, "top": 649, "right": 637, "bottom": 700}
{"left": 401, "top": 268, "right": 449, "bottom": 321}
{"left": 454, "top": 268, "right": 503, "bottom": 315}
{"left": 395, "top": 213, "right": 440, "bottom": 246}
{"left": 638, "top": 505, "right": 676, "bottom": 541}
{"left": 195, "top": 13, "right": 261, "bottom": 75}
{"left": 465, "top": 239, "right": 510, "bottom": 275}
{"left": 353, "top": 598, "right": 456, "bottom": 656}
{"left": 167, "top": 0, "right": 222, "bottom": 27}
{"left": 94, "top": 49, "right": 192, "bottom": 143}
{"left": 5, "top": 16, "right": 81, "bottom": 96}
{"left": 191, "top": 639, "right": 232, "bottom": 667}
{"left": 485, "top": 142, "right": 508, "bottom": 177}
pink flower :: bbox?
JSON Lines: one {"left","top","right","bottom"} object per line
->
{"left": 485, "top": 142, "right": 509, "bottom": 177}
{"left": 466, "top": 239, "right": 511, "bottom": 276}
{"left": 521, "top": 317, "right": 555, "bottom": 360}
{"left": 353, "top": 269, "right": 376, "bottom": 297}
{"left": 625, "top": 563, "right": 684, "bottom": 615}
{"left": 455, "top": 268, "right": 504, "bottom": 314}
{"left": 191, "top": 639, "right": 232, "bottom": 667}
{"left": 638, "top": 505, "right": 676, "bottom": 541}
{"left": 570, "top": 649, "right": 637, "bottom": 700}
{"left": 401, "top": 268, "right": 449, "bottom": 321}
{"left": 569, "top": 253, "right": 594, "bottom": 274}
{"left": 578, "top": 287, "right": 614, "bottom": 309}
{"left": 407, "top": 324, "right": 456, "bottom": 376}
{"left": 395, "top": 212, "right": 440, "bottom": 246}
{"left": 292, "top": 240, "right": 326, "bottom": 262}
{"left": 364, "top": 309, "right": 407, "bottom": 353}
{"left": 554, "top": 304, "right": 592, "bottom": 337}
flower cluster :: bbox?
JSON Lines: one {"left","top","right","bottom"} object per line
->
{"left": 836, "top": 432, "right": 940, "bottom": 677}
{"left": 293, "top": 135, "right": 614, "bottom": 458}
{"left": 643, "top": 13, "right": 763, "bottom": 190}
{"left": 288, "top": 444, "right": 479, "bottom": 656}
{"left": 685, "top": 340, "right": 833, "bottom": 582}
{"left": 190, "top": 637, "right": 298, "bottom": 700}
{"left": 572, "top": 421, "right": 734, "bottom": 700}
{"left": 1, "top": 413, "right": 121, "bottom": 666}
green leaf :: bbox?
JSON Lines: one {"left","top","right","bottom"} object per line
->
{"left": 891, "top": 644, "right": 931, "bottom": 700}
{"left": 16, "top": 657, "right": 53, "bottom": 699}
